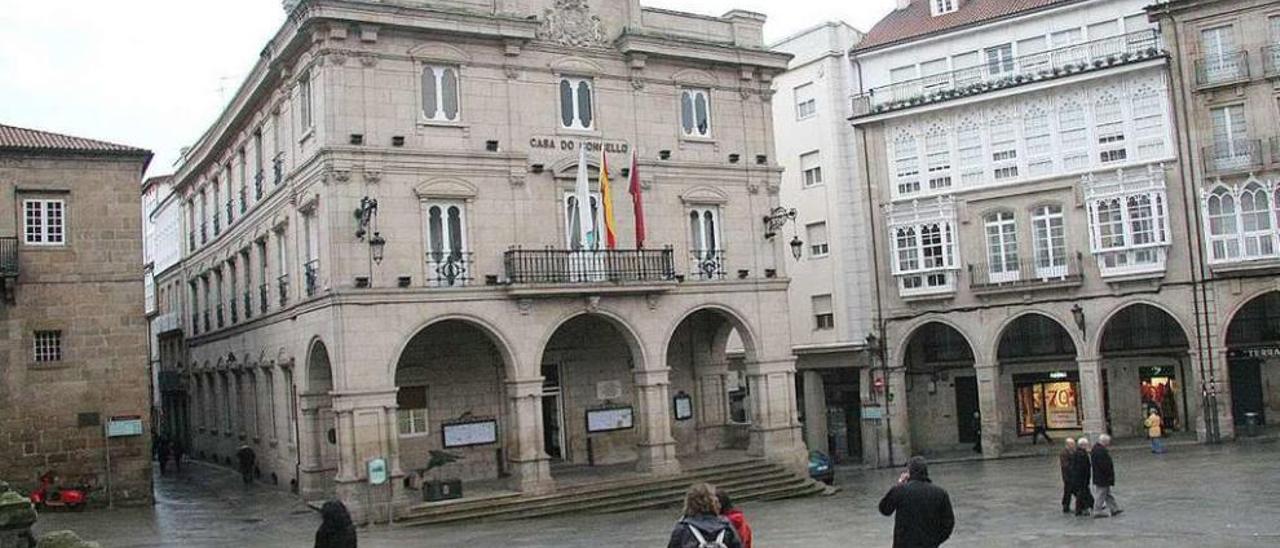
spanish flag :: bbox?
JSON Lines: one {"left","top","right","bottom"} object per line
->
{"left": 600, "top": 150, "right": 618, "bottom": 249}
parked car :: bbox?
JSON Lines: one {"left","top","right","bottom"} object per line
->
{"left": 808, "top": 450, "right": 834, "bottom": 484}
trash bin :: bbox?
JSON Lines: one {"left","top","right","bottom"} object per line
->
{"left": 1244, "top": 412, "right": 1260, "bottom": 437}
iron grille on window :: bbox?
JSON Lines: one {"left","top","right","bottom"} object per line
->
{"left": 1, "top": 237, "right": 17, "bottom": 277}
{"left": 212, "top": 213, "right": 220, "bottom": 235}
{"left": 216, "top": 304, "right": 224, "bottom": 328}
{"left": 426, "top": 252, "right": 473, "bottom": 287}
{"left": 33, "top": 330, "right": 62, "bottom": 362}
{"left": 259, "top": 283, "right": 269, "bottom": 313}
{"left": 304, "top": 260, "right": 319, "bottom": 297}
{"left": 239, "top": 187, "right": 247, "bottom": 214}
{"left": 690, "top": 250, "right": 726, "bottom": 280}
{"left": 278, "top": 275, "right": 289, "bottom": 307}
{"left": 255, "top": 171, "right": 264, "bottom": 199}
{"left": 229, "top": 298, "right": 238, "bottom": 324}
{"left": 273, "top": 155, "right": 284, "bottom": 186}
{"left": 243, "top": 290, "right": 252, "bottom": 320}
{"left": 192, "top": 313, "right": 200, "bottom": 335}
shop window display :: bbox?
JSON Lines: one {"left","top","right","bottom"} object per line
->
{"left": 1015, "top": 372, "right": 1082, "bottom": 435}
{"left": 1140, "top": 366, "right": 1180, "bottom": 431}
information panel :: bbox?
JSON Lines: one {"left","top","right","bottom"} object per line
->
{"left": 586, "top": 406, "right": 634, "bottom": 433}
{"left": 106, "top": 415, "right": 144, "bottom": 438}
{"left": 442, "top": 419, "right": 499, "bottom": 448}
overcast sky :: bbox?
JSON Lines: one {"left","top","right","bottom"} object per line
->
{"left": 0, "top": 0, "right": 893, "bottom": 178}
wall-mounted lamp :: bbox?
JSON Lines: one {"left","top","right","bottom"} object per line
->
{"left": 1071, "top": 303, "right": 1086, "bottom": 334}
{"left": 762, "top": 206, "right": 796, "bottom": 240}
{"left": 789, "top": 236, "right": 804, "bottom": 261}
{"left": 354, "top": 196, "right": 378, "bottom": 240}
{"left": 369, "top": 232, "right": 387, "bottom": 264}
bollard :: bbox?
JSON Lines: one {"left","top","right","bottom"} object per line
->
{"left": 0, "top": 481, "right": 38, "bottom": 548}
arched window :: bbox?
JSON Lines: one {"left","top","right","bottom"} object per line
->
{"left": 1206, "top": 185, "right": 1239, "bottom": 261}
{"left": 1240, "top": 182, "right": 1274, "bottom": 257}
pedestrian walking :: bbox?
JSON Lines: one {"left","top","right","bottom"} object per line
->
{"left": 171, "top": 441, "right": 185, "bottom": 472}
{"left": 157, "top": 437, "right": 171, "bottom": 475}
{"left": 1031, "top": 408, "right": 1053, "bottom": 444}
{"left": 717, "top": 491, "right": 753, "bottom": 548}
{"left": 1071, "top": 437, "right": 1094, "bottom": 516}
{"left": 1145, "top": 408, "right": 1166, "bottom": 454}
{"left": 878, "top": 456, "right": 955, "bottom": 548}
{"left": 667, "top": 483, "right": 742, "bottom": 548}
{"left": 1091, "top": 434, "right": 1123, "bottom": 518}
{"left": 1059, "top": 438, "right": 1076, "bottom": 513}
{"left": 971, "top": 411, "right": 982, "bottom": 453}
{"left": 314, "top": 499, "right": 358, "bottom": 548}
{"left": 236, "top": 445, "right": 256, "bottom": 485}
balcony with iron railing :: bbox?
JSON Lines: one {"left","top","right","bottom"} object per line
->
{"left": 504, "top": 247, "right": 677, "bottom": 293}
{"left": 1196, "top": 50, "right": 1250, "bottom": 89}
{"left": 212, "top": 212, "right": 221, "bottom": 236}
{"left": 304, "top": 260, "right": 319, "bottom": 297}
{"left": 1, "top": 236, "right": 17, "bottom": 279}
{"left": 426, "top": 251, "right": 473, "bottom": 288}
{"left": 243, "top": 290, "right": 252, "bottom": 320}
{"left": 254, "top": 171, "right": 264, "bottom": 199}
{"left": 216, "top": 304, "right": 224, "bottom": 328}
{"left": 851, "top": 30, "right": 1162, "bottom": 117}
{"left": 278, "top": 275, "right": 290, "bottom": 307}
{"left": 259, "top": 283, "right": 269, "bottom": 313}
{"left": 229, "top": 297, "right": 238, "bottom": 324}
{"left": 1263, "top": 44, "right": 1280, "bottom": 79}
{"left": 689, "top": 250, "right": 726, "bottom": 281}
{"left": 273, "top": 155, "right": 284, "bottom": 186}
{"left": 968, "top": 254, "right": 1084, "bottom": 294}
{"left": 1203, "top": 139, "right": 1263, "bottom": 177}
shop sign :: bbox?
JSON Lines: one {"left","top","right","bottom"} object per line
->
{"left": 1229, "top": 346, "right": 1280, "bottom": 359}
{"left": 528, "top": 136, "right": 631, "bottom": 154}
{"left": 861, "top": 406, "right": 884, "bottom": 420}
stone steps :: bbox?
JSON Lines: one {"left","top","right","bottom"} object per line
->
{"left": 398, "top": 458, "right": 826, "bottom": 527}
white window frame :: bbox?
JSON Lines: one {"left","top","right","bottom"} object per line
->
{"left": 984, "top": 211, "right": 1020, "bottom": 283}
{"left": 1209, "top": 104, "right": 1250, "bottom": 171}
{"left": 679, "top": 87, "right": 712, "bottom": 138}
{"left": 812, "top": 294, "right": 835, "bottom": 330}
{"left": 894, "top": 133, "right": 921, "bottom": 196}
{"left": 421, "top": 64, "right": 461, "bottom": 123}
{"left": 423, "top": 200, "right": 469, "bottom": 287}
{"left": 930, "top": 0, "right": 957, "bottom": 17}
{"left": 33, "top": 330, "right": 62, "bottom": 363}
{"left": 925, "top": 129, "right": 952, "bottom": 191}
{"left": 22, "top": 199, "right": 65, "bottom": 246}
{"left": 1203, "top": 180, "right": 1280, "bottom": 264}
{"left": 1031, "top": 204, "right": 1068, "bottom": 279}
{"left": 397, "top": 384, "right": 429, "bottom": 436}
{"left": 806, "top": 221, "right": 830, "bottom": 258}
{"left": 801, "top": 150, "right": 823, "bottom": 188}
{"left": 299, "top": 71, "right": 314, "bottom": 130}
{"left": 795, "top": 83, "right": 817, "bottom": 120}
{"left": 558, "top": 76, "right": 595, "bottom": 131}
{"left": 1084, "top": 171, "right": 1171, "bottom": 278}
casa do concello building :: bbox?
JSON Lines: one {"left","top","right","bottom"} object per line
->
{"left": 1150, "top": 0, "right": 1280, "bottom": 440}
{"left": 850, "top": 0, "right": 1205, "bottom": 462}
{"left": 167, "top": 0, "right": 804, "bottom": 517}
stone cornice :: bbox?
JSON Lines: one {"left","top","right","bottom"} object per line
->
{"left": 616, "top": 33, "right": 791, "bottom": 73}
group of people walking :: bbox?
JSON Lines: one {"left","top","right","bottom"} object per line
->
{"left": 668, "top": 483, "right": 754, "bottom": 548}
{"left": 1059, "top": 434, "right": 1123, "bottom": 518}
{"left": 153, "top": 436, "right": 184, "bottom": 474}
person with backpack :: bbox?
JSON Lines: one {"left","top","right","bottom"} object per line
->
{"left": 314, "top": 499, "right": 357, "bottom": 548}
{"left": 667, "top": 483, "right": 743, "bottom": 548}
{"left": 716, "top": 490, "right": 753, "bottom": 548}
{"left": 878, "top": 456, "right": 955, "bottom": 548}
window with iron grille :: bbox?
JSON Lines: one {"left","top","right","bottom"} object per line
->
{"left": 33, "top": 330, "right": 62, "bottom": 362}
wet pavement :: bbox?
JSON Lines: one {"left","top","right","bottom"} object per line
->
{"left": 33, "top": 441, "right": 1280, "bottom": 547}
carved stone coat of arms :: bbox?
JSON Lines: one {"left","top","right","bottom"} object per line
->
{"left": 538, "top": 0, "right": 606, "bottom": 48}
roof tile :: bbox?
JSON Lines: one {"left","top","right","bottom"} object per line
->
{"left": 855, "top": 0, "right": 1084, "bottom": 52}
{"left": 0, "top": 124, "right": 149, "bottom": 155}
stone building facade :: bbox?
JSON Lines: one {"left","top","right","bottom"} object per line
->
{"left": 770, "top": 22, "right": 880, "bottom": 466}
{"left": 850, "top": 0, "right": 1203, "bottom": 462}
{"left": 0, "top": 124, "right": 153, "bottom": 503}
{"left": 1150, "top": 0, "right": 1280, "bottom": 440}
{"left": 169, "top": 0, "right": 803, "bottom": 517}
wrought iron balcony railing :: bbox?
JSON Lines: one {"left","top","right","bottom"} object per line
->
{"left": 243, "top": 290, "right": 252, "bottom": 320}
{"left": 254, "top": 171, "right": 264, "bottom": 199}
{"left": 278, "top": 275, "right": 290, "bottom": 307}
{"left": 968, "top": 254, "right": 1083, "bottom": 290}
{"left": 273, "top": 155, "right": 284, "bottom": 186}
{"left": 259, "top": 283, "right": 269, "bottom": 313}
{"left": 852, "top": 30, "right": 1161, "bottom": 117}
{"left": 689, "top": 250, "right": 726, "bottom": 280}
{"left": 426, "top": 251, "right": 473, "bottom": 287}
{"left": 212, "top": 213, "right": 221, "bottom": 235}
{"left": 1196, "top": 50, "right": 1250, "bottom": 89}
{"left": 229, "top": 298, "right": 238, "bottom": 324}
{"left": 1203, "top": 139, "right": 1263, "bottom": 176}
{"left": 1, "top": 236, "right": 17, "bottom": 278}
{"left": 504, "top": 247, "right": 676, "bottom": 285}
{"left": 304, "top": 260, "right": 319, "bottom": 297}
{"left": 225, "top": 200, "right": 234, "bottom": 224}
{"left": 189, "top": 231, "right": 197, "bottom": 252}
{"left": 1263, "top": 44, "right": 1280, "bottom": 79}
{"left": 216, "top": 304, "right": 224, "bottom": 328}
{"left": 239, "top": 187, "right": 247, "bottom": 215}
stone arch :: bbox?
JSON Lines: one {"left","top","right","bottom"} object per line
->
{"left": 1095, "top": 300, "right": 1193, "bottom": 358}
{"left": 414, "top": 177, "right": 479, "bottom": 201}
{"left": 535, "top": 308, "right": 649, "bottom": 373}
{"left": 406, "top": 42, "right": 472, "bottom": 65}
{"left": 671, "top": 68, "right": 718, "bottom": 88}
{"left": 899, "top": 320, "right": 979, "bottom": 456}
{"left": 894, "top": 316, "right": 982, "bottom": 367}
{"left": 304, "top": 337, "right": 335, "bottom": 395}
{"left": 990, "top": 310, "right": 1083, "bottom": 363}
{"left": 1220, "top": 287, "right": 1280, "bottom": 349}
{"left": 663, "top": 302, "right": 760, "bottom": 365}
{"left": 386, "top": 313, "right": 520, "bottom": 380}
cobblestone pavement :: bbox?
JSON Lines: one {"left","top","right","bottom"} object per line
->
{"left": 33, "top": 441, "right": 1280, "bottom": 547}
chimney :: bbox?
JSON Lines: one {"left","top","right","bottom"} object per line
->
{"left": 896, "top": 0, "right": 911, "bottom": 10}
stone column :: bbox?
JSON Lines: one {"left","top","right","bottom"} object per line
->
{"left": 297, "top": 392, "right": 332, "bottom": 500}
{"left": 633, "top": 367, "right": 681, "bottom": 476}
{"left": 1078, "top": 357, "right": 1106, "bottom": 438}
{"left": 504, "top": 377, "right": 554, "bottom": 494}
{"left": 694, "top": 368, "right": 730, "bottom": 452}
{"left": 974, "top": 363, "right": 1003, "bottom": 458}
{"left": 745, "top": 358, "right": 806, "bottom": 472}
{"left": 883, "top": 366, "right": 910, "bottom": 467}
{"left": 1208, "top": 348, "right": 1235, "bottom": 440}
{"left": 801, "top": 370, "right": 828, "bottom": 455}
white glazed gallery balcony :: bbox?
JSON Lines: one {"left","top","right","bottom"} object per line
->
{"left": 851, "top": 30, "right": 1162, "bottom": 117}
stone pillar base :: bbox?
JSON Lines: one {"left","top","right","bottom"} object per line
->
{"left": 635, "top": 441, "right": 682, "bottom": 476}
{"left": 748, "top": 424, "right": 807, "bottom": 474}
{"left": 507, "top": 456, "right": 555, "bottom": 495}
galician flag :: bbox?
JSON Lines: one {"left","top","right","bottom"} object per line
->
{"left": 600, "top": 150, "right": 618, "bottom": 249}
{"left": 574, "top": 144, "right": 594, "bottom": 249}
{"left": 628, "top": 149, "right": 645, "bottom": 249}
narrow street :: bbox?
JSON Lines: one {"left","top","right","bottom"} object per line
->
{"left": 33, "top": 441, "right": 1280, "bottom": 547}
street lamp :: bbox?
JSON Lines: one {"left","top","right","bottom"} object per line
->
{"left": 369, "top": 232, "right": 387, "bottom": 264}
{"left": 1071, "top": 304, "right": 1086, "bottom": 334}
{"left": 789, "top": 236, "right": 804, "bottom": 261}
{"left": 763, "top": 206, "right": 804, "bottom": 261}
{"left": 354, "top": 196, "right": 379, "bottom": 240}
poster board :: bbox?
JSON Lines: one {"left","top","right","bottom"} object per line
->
{"left": 442, "top": 419, "right": 499, "bottom": 448}
{"left": 106, "top": 415, "right": 144, "bottom": 438}
{"left": 673, "top": 393, "right": 693, "bottom": 421}
{"left": 586, "top": 406, "right": 634, "bottom": 433}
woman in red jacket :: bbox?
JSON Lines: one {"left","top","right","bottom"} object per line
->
{"left": 717, "top": 490, "right": 753, "bottom": 548}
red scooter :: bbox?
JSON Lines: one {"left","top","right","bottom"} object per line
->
{"left": 28, "top": 471, "right": 89, "bottom": 511}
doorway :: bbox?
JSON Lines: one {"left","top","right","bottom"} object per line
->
{"left": 541, "top": 363, "right": 566, "bottom": 460}
{"left": 955, "top": 376, "right": 979, "bottom": 444}
{"left": 822, "top": 369, "right": 862, "bottom": 464}
{"left": 1229, "top": 358, "right": 1265, "bottom": 426}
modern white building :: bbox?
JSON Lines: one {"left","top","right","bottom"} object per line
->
{"left": 770, "top": 22, "right": 880, "bottom": 466}
{"left": 850, "top": 0, "right": 1203, "bottom": 462}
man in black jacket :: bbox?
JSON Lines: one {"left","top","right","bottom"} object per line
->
{"left": 1071, "top": 437, "right": 1094, "bottom": 516}
{"left": 1091, "top": 434, "right": 1123, "bottom": 518}
{"left": 879, "top": 457, "right": 955, "bottom": 548}
{"left": 1059, "top": 438, "right": 1076, "bottom": 513}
